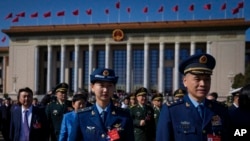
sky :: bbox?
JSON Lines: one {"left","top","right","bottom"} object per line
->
{"left": 0, "top": 0, "right": 249, "bottom": 46}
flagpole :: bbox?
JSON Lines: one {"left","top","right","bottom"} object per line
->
{"left": 161, "top": 13, "right": 164, "bottom": 21}
{"left": 90, "top": 16, "right": 92, "bottom": 24}
{"left": 107, "top": 15, "right": 110, "bottom": 23}
{"left": 77, "top": 16, "right": 79, "bottom": 24}
{"left": 118, "top": 9, "right": 120, "bottom": 23}
{"left": 242, "top": 0, "right": 245, "bottom": 18}
{"left": 128, "top": 13, "right": 131, "bottom": 22}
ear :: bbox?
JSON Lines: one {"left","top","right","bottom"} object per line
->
{"left": 183, "top": 75, "right": 187, "bottom": 87}
{"left": 90, "top": 84, "right": 95, "bottom": 93}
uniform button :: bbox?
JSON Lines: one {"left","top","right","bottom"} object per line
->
{"left": 101, "top": 134, "right": 105, "bottom": 138}
{"left": 203, "top": 130, "right": 206, "bottom": 134}
{"left": 184, "top": 131, "right": 187, "bottom": 133}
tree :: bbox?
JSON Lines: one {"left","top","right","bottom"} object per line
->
{"left": 232, "top": 64, "right": 250, "bottom": 88}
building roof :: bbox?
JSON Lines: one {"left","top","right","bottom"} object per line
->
{"left": 2, "top": 18, "right": 250, "bottom": 37}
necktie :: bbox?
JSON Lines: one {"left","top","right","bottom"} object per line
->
{"left": 101, "top": 111, "right": 107, "bottom": 123}
{"left": 197, "top": 104, "right": 204, "bottom": 119}
{"left": 24, "top": 110, "right": 30, "bottom": 141}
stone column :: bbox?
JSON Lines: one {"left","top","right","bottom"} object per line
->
{"left": 74, "top": 44, "right": 79, "bottom": 93}
{"left": 105, "top": 43, "right": 110, "bottom": 68}
{"left": 143, "top": 42, "right": 149, "bottom": 89}
{"left": 88, "top": 43, "right": 93, "bottom": 93}
{"left": 174, "top": 42, "right": 180, "bottom": 91}
{"left": 190, "top": 41, "right": 195, "bottom": 55}
{"left": 47, "top": 45, "right": 52, "bottom": 92}
{"left": 60, "top": 44, "right": 66, "bottom": 83}
{"left": 126, "top": 42, "right": 132, "bottom": 93}
{"left": 158, "top": 42, "right": 164, "bottom": 93}
{"left": 34, "top": 46, "right": 39, "bottom": 94}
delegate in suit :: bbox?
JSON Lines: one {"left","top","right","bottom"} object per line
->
{"left": 156, "top": 53, "right": 231, "bottom": 141}
{"left": 69, "top": 68, "right": 134, "bottom": 141}
{"left": 9, "top": 87, "right": 49, "bottom": 141}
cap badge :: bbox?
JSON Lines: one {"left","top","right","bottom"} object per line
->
{"left": 178, "top": 89, "right": 183, "bottom": 94}
{"left": 199, "top": 55, "right": 207, "bottom": 64}
{"left": 103, "top": 70, "right": 109, "bottom": 76}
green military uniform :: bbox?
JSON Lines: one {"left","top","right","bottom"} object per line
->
{"left": 151, "top": 93, "right": 163, "bottom": 127}
{"left": 130, "top": 87, "right": 156, "bottom": 141}
{"left": 45, "top": 83, "right": 72, "bottom": 141}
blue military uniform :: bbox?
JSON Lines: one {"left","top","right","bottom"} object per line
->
{"left": 70, "top": 103, "right": 134, "bottom": 141}
{"left": 69, "top": 68, "right": 134, "bottom": 141}
{"left": 156, "top": 53, "right": 230, "bottom": 141}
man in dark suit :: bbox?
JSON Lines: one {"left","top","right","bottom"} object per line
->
{"left": 156, "top": 53, "right": 231, "bottom": 141}
{"left": 130, "top": 87, "right": 156, "bottom": 141}
{"left": 46, "top": 83, "right": 73, "bottom": 141}
{"left": 9, "top": 87, "right": 49, "bottom": 141}
{"left": 0, "top": 97, "right": 12, "bottom": 141}
{"left": 69, "top": 68, "right": 134, "bottom": 141}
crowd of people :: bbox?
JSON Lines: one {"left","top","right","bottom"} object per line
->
{"left": 0, "top": 53, "right": 249, "bottom": 141}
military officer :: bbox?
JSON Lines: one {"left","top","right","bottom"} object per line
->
{"left": 156, "top": 53, "right": 230, "bottom": 141}
{"left": 69, "top": 68, "right": 134, "bottom": 141}
{"left": 46, "top": 82, "right": 73, "bottom": 141}
{"left": 129, "top": 93, "right": 136, "bottom": 108}
{"left": 130, "top": 87, "right": 156, "bottom": 141}
{"left": 151, "top": 93, "right": 163, "bottom": 127}
{"left": 173, "top": 88, "right": 186, "bottom": 100}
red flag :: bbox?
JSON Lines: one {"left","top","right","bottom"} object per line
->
{"left": 158, "top": 6, "right": 164, "bottom": 13}
{"left": 143, "top": 7, "right": 148, "bottom": 13}
{"left": 12, "top": 17, "right": 19, "bottom": 22}
{"left": 221, "top": 3, "right": 226, "bottom": 10}
{"left": 5, "top": 13, "right": 13, "bottom": 19}
{"left": 232, "top": 7, "right": 239, "bottom": 14}
{"left": 189, "top": 4, "right": 194, "bottom": 11}
{"left": 16, "top": 12, "right": 25, "bottom": 17}
{"left": 86, "top": 9, "right": 92, "bottom": 15}
{"left": 57, "top": 11, "right": 65, "bottom": 16}
{"left": 172, "top": 5, "right": 178, "bottom": 12}
{"left": 31, "top": 12, "right": 38, "bottom": 18}
{"left": 204, "top": 4, "right": 211, "bottom": 10}
{"left": 127, "top": 7, "right": 131, "bottom": 13}
{"left": 238, "top": 2, "right": 244, "bottom": 8}
{"left": 72, "top": 9, "right": 79, "bottom": 16}
{"left": 105, "top": 9, "right": 109, "bottom": 14}
{"left": 43, "top": 11, "right": 51, "bottom": 18}
{"left": 115, "top": 1, "right": 120, "bottom": 9}
{"left": 1, "top": 36, "right": 6, "bottom": 43}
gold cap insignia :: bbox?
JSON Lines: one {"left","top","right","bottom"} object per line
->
{"left": 199, "top": 55, "right": 207, "bottom": 64}
{"left": 103, "top": 70, "right": 109, "bottom": 76}
{"left": 114, "top": 123, "right": 121, "bottom": 128}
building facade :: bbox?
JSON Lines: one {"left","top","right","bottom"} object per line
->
{"left": 2, "top": 18, "right": 250, "bottom": 99}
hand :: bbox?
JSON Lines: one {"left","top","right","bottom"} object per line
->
{"left": 140, "top": 120, "right": 146, "bottom": 126}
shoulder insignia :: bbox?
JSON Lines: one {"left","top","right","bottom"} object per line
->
{"left": 77, "top": 106, "right": 92, "bottom": 113}
{"left": 165, "top": 99, "right": 183, "bottom": 107}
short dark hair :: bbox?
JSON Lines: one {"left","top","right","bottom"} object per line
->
{"left": 17, "top": 87, "right": 33, "bottom": 105}
{"left": 208, "top": 92, "right": 218, "bottom": 99}
{"left": 72, "top": 94, "right": 87, "bottom": 103}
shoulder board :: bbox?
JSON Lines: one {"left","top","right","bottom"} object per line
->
{"left": 77, "top": 106, "right": 92, "bottom": 113}
{"left": 165, "top": 99, "right": 184, "bottom": 107}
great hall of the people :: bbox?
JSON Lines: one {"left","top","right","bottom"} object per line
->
{"left": 1, "top": 18, "right": 250, "bottom": 100}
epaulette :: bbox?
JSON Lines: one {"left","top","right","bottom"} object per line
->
{"left": 165, "top": 99, "right": 184, "bottom": 107}
{"left": 77, "top": 106, "right": 92, "bottom": 113}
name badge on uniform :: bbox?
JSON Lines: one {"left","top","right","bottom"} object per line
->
{"left": 108, "top": 129, "right": 120, "bottom": 140}
{"left": 207, "top": 134, "right": 221, "bottom": 141}
{"left": 211, "top": 115, "right": 222, "bottom": 126}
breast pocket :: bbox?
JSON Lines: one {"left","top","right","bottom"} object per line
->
{"left": 176, "top": 125, "right": 196, "bottom": 134}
